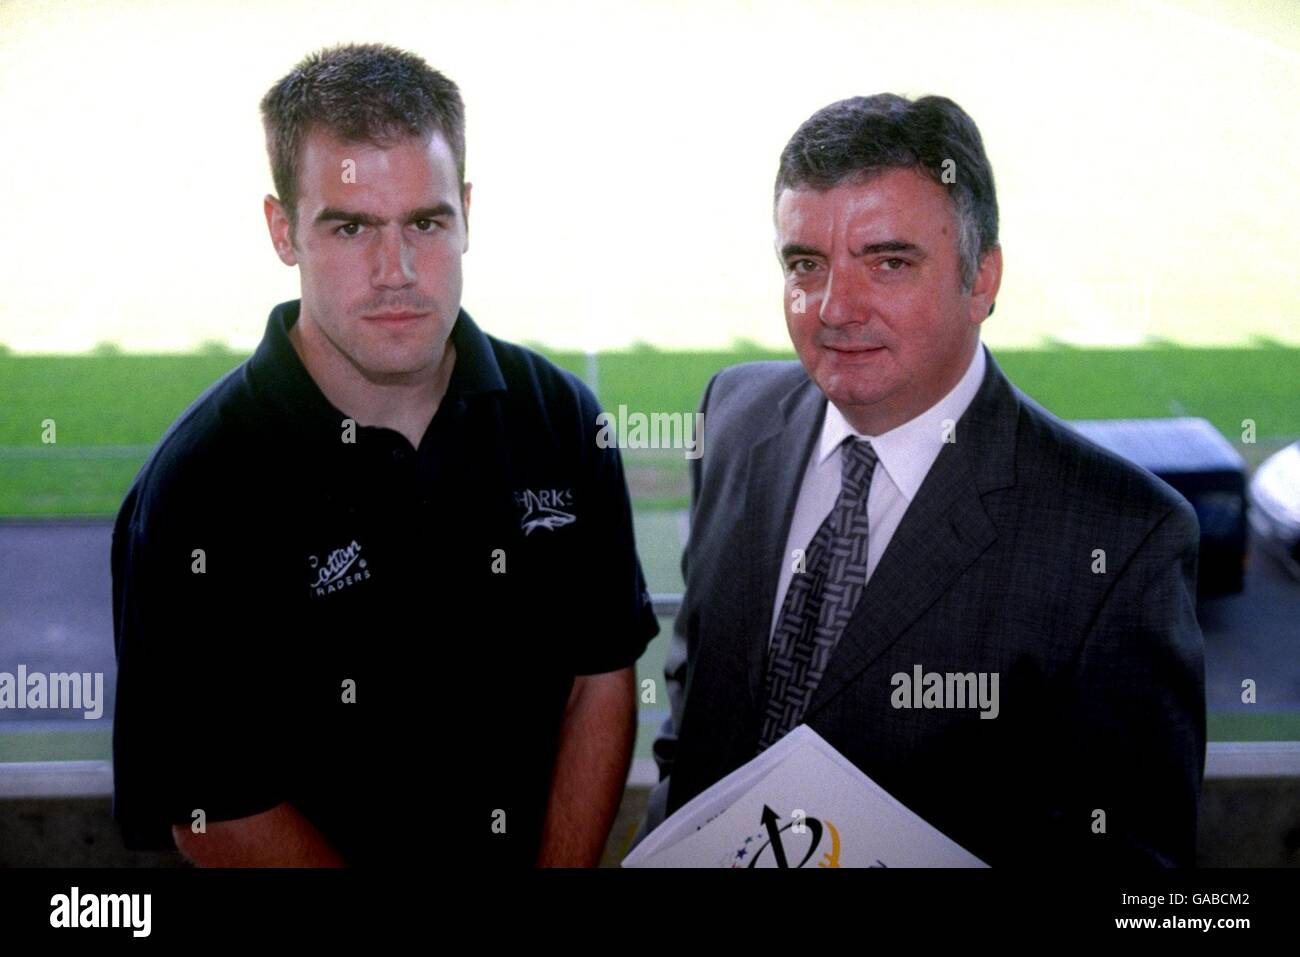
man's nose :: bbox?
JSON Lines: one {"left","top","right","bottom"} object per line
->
{"left": 371, "top": 227, "right": 416, "bottom": 288}
{"left": 818, "top": 260, "right": 868, "bottom": 327}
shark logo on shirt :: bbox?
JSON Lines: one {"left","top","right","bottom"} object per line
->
{"left": 514, "top": 488, "right": 576, "bottom": 536}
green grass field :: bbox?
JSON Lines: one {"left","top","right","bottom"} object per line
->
{"left": 2, "top": 343, "right": 1297, "bottom": 517}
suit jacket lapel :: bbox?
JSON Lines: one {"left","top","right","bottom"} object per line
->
{"left": 803, "top": 345, "right": 1020, "bottom": 722}
{"left": 741, "top": 379, "right": 827, "bottom": 711}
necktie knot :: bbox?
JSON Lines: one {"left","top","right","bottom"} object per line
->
{"left": 840, "top": 437, "right": 878, "bottom": 503}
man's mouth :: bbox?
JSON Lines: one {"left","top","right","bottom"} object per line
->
{"left": 824, "top": 343, "right": 886, "bottom": 354}
{"left": 363, "top": 311, "right": 430, "bottom": 324}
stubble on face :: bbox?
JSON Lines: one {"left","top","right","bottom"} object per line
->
{"left": 289, "top": 127, "right": 467, "bottom": 389}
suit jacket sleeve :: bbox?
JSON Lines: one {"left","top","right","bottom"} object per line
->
{"left": 1055, "top": 499, "right": 1206, "bottom": 867}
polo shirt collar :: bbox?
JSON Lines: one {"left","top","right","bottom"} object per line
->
{"left": 444, "top": 305, "right": 507, "bottom": 397}
{"left": 248, "top": 299, "right": 506, "bottom": 435}
{"left": 816, "top": 341, "right": 987, "bottom": 503}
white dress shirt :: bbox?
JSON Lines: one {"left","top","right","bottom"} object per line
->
{"left": 768, "top": 343, "right": 988, "bottom": 645}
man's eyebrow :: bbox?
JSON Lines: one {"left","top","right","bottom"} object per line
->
{"left": 855, "top": 240, "right": 924, "bottom": 257}
{"left": 780, "top": 240, "right": 926, "bottom": 260}
{"left": 314, "top": 202, "right": 458, "bottom": 227}
{"left": 779, "top": 243, "right": 826, "bottom": 260}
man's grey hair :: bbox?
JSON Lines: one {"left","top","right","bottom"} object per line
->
{"left": 774, "top": 94, "right": 998, "bottom": 293}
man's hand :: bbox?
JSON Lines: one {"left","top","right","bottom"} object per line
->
{"left": 172, "top": 802, "right": 346, "bottom": 867}
{"left": 536, "top": 666, "right": 636, "bottom": 867}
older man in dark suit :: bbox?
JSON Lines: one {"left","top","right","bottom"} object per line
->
{"left": 640, "top": 94, "right": 1205, "bottom": 867}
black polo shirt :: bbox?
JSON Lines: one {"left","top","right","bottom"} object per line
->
{"left": 110, "top": 299, "right": 658, "bottom": 866}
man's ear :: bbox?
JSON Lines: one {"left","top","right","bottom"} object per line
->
{"left": 969, "top": 244, "right": 1002, "bottom": 325}
{"left": 461, "top": 181, "right": 472, "bottom": 254}
{"left": 264, "top": 195, "right": 299, "bottom": 267}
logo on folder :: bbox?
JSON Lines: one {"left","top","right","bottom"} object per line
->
{"left": 724, "top": 805, "right": 885, "bottom": 869}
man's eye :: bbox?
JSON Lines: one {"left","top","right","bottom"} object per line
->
{"left": 414, "top": 218, "right": 440, "bottom": 232}
{"left": 336, "top": 223, "right": 363, "bottom": 237}
{"left": 879, "top": 258, "right": 909, "bottom": 271}
{"left": 790, "top": 259, "right": 818, "bottom": 274}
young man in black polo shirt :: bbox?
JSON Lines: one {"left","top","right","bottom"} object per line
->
{"left": 110, "top": 43, "right": 658, "bottom": 867}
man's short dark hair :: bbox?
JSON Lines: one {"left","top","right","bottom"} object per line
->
{"left": 259, "top": 43, "right": 466, "bottom": 231}
{"left": 775, "top": 94, "right": 998, "bottom": 292}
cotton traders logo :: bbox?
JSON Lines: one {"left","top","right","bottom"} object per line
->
{"left": 308, "top": 539, "right": 371, "bottom": 598}
{"left": 514, "top": 488, "right": 576, "bottom": 535}
{"left": 723, "top": 805, "right": 883, "bottom": 869}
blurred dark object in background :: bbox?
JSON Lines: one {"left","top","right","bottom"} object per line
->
{"left": 1071, "top": 418, "right": 1248, "bottom": 599}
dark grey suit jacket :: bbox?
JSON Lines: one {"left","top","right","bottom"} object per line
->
{"left": 645, "top": 345, "right": 1205, "bottom": 867}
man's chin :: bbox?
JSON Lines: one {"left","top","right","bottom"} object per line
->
{"left": 352, "top": 352, "right": 437, "bottom": 383}
{"left": 816, "top": 371, "right": 892, "bottom": 408}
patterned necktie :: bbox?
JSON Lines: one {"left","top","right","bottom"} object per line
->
{"left": 758, "top": 436, "right": 879, "bottom": 752}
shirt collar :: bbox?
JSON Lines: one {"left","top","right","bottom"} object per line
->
{"left": 817, "top": 342, "right": 988, "bottom": 502}
{"left": 248, "top": 298, "right": 506, "bottom": 433}
{"left": 444, "top": 306, "right": 508, "bottom": 397}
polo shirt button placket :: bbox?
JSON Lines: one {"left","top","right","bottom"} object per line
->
{"left": 388, "top": 445, "right": 420, "bottom": 511}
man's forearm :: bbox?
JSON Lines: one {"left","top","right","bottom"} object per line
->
{"left": 537, "top": 667, "right": 636, "bottom": 867}
{"left": 172, "top": 801, "right": 346, "bottom": 867}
